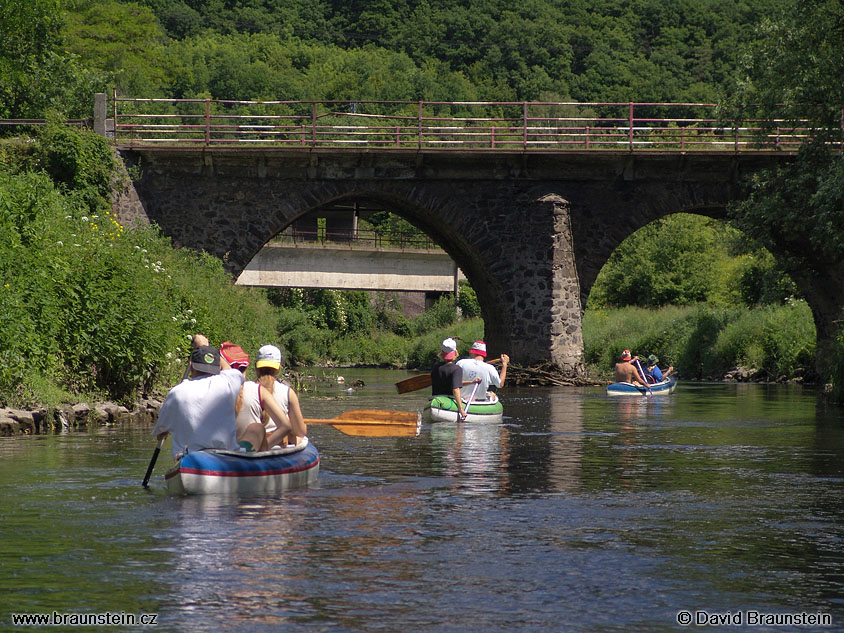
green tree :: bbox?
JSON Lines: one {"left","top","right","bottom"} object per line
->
{"left": 62, "top": 0, "right": 169, "bottom": 96}
{"left": 726, "top": 0, "right": 844, "bottom": 385}
{"left": 589, "top": 214, "right": 729, "bottom": 308}
{"left": 0, "top": 0, "right": 105, "bottom": 119}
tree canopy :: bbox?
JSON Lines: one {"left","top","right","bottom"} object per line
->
{"left": 37, "top": 0, "right": 788, "bottom": 106}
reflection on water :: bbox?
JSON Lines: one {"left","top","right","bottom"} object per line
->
{"left": 2, "top": 378, "right": 844, "bottom": 632}
{"left": 430, "top": 418, "right": 509, "bottom": 495}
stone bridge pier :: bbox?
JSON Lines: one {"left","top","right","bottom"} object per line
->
{"left": 116, "top": 148, "right": 783, "bottom": 379}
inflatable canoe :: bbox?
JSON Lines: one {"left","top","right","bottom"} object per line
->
{"left": 165, "top": 437, "right": 319, "bottom": 495}
{"left": 423, "top": 394, "right": 504, "bottom": 423}
{"left": 606, "top": 376, "right": 677, "bottom": 396}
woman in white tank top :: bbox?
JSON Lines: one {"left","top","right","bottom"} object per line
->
{"left": 235, "top": 344, "right": 307, "bottom": 451}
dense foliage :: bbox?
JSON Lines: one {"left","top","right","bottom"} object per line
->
{"left": 0, "top": 0, "right": 106, "bottom": 119}
{"left": 1, "top": 0, "right": 789, "bottom": 115}
{"left": 0, "top": 125, "right": 279, "bottom": 406}
{"left": 266, "top": 288, "right": 480, "bottom": 368}
{"left": 724, "top": 0, "right": 844, "bottom": 394}
{"left": 118, "top": 0, "right": 783, "bottom": 103}
{"left": 587, "top": 214, "right": 795, "bottom": 309}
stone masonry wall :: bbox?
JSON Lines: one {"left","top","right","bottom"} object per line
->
{"left": 118, "top": 148, "right": 770, "bottom": 379}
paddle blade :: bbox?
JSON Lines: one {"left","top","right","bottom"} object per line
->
{"left": 335, "top": 409, "right": 419, "bottom": 423}
{"left": 332, "top": 420, "right": 420, "bottom": 437}
{"left": 305, "top": 410, "right": 421, "bottom": 437}
{"left": 395, "top": 373, "right": 431, "bottom": 394}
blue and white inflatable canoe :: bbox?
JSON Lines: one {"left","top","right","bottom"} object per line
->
{"left": 165, "top": 437, "right": 320, "bottom": 495}
{"left": 606, "top": 376, "right": 677, "bottom": 397}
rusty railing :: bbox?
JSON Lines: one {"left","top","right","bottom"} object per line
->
{"left": 110, "top": 97, "right": 822, "bottom": 152}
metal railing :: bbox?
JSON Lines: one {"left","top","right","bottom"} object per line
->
{"left": 111, "top": 97, "right": 830, "bottom": 152}
{"left": 270, "top": 228, "right": 440, "bottom": 251}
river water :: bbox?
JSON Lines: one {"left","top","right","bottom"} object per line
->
{"left": 1, "top": 372, "right": 843, "bottom": 632}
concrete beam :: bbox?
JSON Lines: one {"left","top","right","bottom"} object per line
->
{"left": 236, "top": 244, "right": 463, "bottom": 292}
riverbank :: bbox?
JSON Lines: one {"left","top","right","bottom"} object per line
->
{"left": 0, "top": 397, "right": 163, "bottom": 436}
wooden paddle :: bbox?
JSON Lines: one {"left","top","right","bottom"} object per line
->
{"left": 305, "top": 409, "right": 421, "bottom": 437}
{"left": 395, "top": 358, "right": 501, "bottom": 394}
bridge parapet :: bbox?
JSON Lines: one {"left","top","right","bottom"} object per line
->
{"left": 112, "top": 97, "right": 818, "bottom": 153}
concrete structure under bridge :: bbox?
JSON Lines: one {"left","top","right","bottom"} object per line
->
{"left": 236, "top": 243, "right": 463, "bottom": 293}
{"left": 113, "top": 147, "right": 795, "bottom": 380}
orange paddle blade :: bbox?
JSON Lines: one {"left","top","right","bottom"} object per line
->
{"left": 305, "top": 410, "right": 421, "bottom": 437}
{"left": 395, "top": 373, "right": 431, "bottom": 394}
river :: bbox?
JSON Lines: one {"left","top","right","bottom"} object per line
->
{"left": 1, "top": 372, "right": 843, "bottom": 632}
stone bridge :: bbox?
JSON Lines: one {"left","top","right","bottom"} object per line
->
{"left": 114, "top": 148, "right": 794, "bottom": 378}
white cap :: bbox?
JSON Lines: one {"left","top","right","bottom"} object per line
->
{"left": 255, "top": 344, "right": 282, "bottom": 369}
{"left": 441, "top": 337, "right": 457, "bottom": 360}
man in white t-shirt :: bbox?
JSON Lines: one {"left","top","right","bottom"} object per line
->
{"left": 152, "top": 335, "right": 245, "bottom": 459}
{"left": 456, "top": 340, "right": 509, "bottom": 402}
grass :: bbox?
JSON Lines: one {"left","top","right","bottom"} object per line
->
{"left": 582, "top": 302, "right": 816, "bottom": 382}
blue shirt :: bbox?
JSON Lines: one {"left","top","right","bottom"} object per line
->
{"left": 649, "top": 365, "right": 664, "bottom": 382}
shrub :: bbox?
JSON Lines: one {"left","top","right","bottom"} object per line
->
{"left": 405, "top": 319, "right": 484, "bottom": 368}
{"left": 412, "top": 294, "right": 457, "bottom": 336}
{"left": 275, "top": 307, "right": 333, "bottom": 367}
{"left": 0, "top": 126, "right": 282, "bottom": 406}
{"left": 457, "top": 279, "right": 480, "bottom": 318}
{"left": 374, "top": 293, "right": 412, "bottom": 336}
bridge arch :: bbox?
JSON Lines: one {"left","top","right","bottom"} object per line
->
{"left": 116, "top": 147, "right": 793, "bottom": 379}
{"left": 212, "top": 181, "right": 567, "bottom": 372}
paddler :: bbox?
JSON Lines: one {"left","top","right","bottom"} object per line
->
{"left": 430, "top": 337, "right": 468, "bottom": 420}
{"left": 613, "top": 349, "right": 647, "bottom": 386}
{"left": 153, "top": 334, "right": 247, "bottom": 459}
{"left": 456, "top": 340, "right": 509, "bottom": 402}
